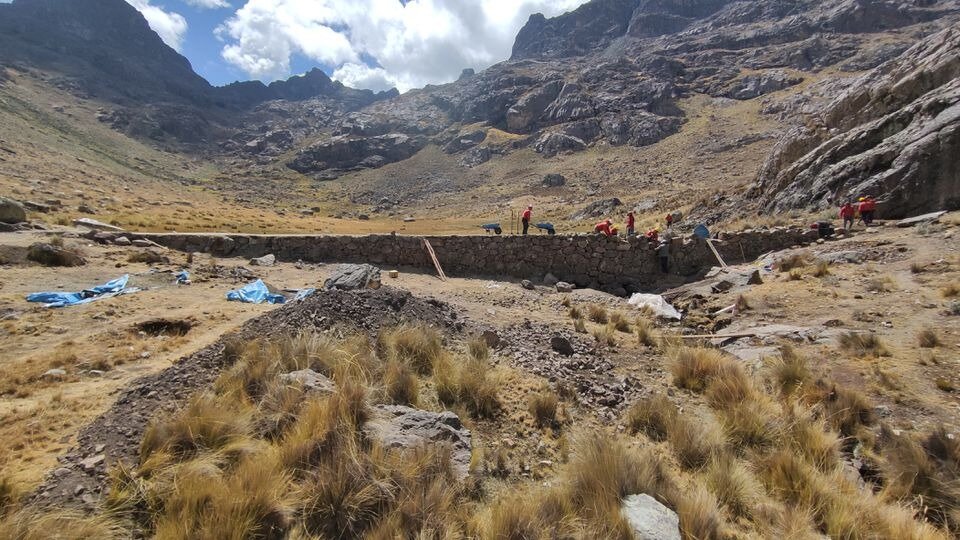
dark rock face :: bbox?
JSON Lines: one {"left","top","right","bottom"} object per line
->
{"left": 511, "top": 0, "right": 641, "bottom": 60}
{"left": 724, "top": 71, "right": 803, "bottom": 100}
{"left": 755, "top": 27, "right": 960, "bottom": 218}
{"left": 570, "top": 198, "right": 623, "bottom": 220}
{"left": 288, "top": 133, "right": 427, "bottom": 178}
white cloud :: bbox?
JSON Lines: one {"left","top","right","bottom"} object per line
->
{"left": 125, "top": 0, "right": 188, "bottom": 52}
{"left": 184, "top": 0, "right": 232, "bottom": 8}
{"left": 217, "top": 0, "right": 590, "bottom": 91}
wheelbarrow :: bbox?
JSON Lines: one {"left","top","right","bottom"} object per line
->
{"left": 535, "top": 222, "right": 556, "bottom": 235}
{"left": 480, "top": 223, "right": 503, "bottom": 235}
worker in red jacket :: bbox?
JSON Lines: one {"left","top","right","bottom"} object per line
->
{"left": 859, "top": 196, "right": 877, "bottom": 226}
{"left": 626, "top": 212, "right": 636, "bottom": 236}
{"left": 839, "top": 201, "right": 855, "bottom": 231}
{"left": 521, "top": 205, "right": 532, "bottom": 235}
{"left": 594, "top": 219, "right": 614, "bottom": 236}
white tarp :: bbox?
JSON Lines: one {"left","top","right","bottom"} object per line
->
{"left": 628, "top": 293, "right": 682, "bottom": 320}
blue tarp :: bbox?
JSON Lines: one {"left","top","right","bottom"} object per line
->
{"left": 175, "top": 270, "right": 190, "bottom": 284}
{"left": 694, "top": 224, "right": 710, "bottom": 239}
{"left": 226, "top": 279, "right": 287, "bottom": 304}
{"left": 26, "top": 275, "right": 138, "bottom": 308}
{"left": 293, "top": 288, "right": 316, "bottom": 301}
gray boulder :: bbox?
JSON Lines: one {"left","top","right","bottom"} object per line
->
{"left": 278, "top": 369, "right": 335, "bottom": 395}
{"left": 324, "top": 263, "right": 382, "bottom": 290}
{"left": 534, "top": 132, "right": 587, "bottom": 157}
{"left": 556, "top": 281, "right": 575, "bottom": 293}
{"left": 621, "top": 494, "right": 681, "bottom": 540}
{"left": 0, "top": 197, "right": 26, "bottom": 224}
{"left": 365, "top": 405, "right": 472, "bottom": 479}
{"left": 550, "top": 335, "right": 575, "bottom": 356}
{"left": 569, "top": 198, "right": 622, "bottom": 221}
{"left": 725, "top": 71, "right": 803, "bottom": 100}
{"left": 27, "top": 243, "right": 86, "bottom": 267}
{"left": 542, "top": 173, "right": 566, "bottom": 187}
{"left": 249, "top": 254, "right": 276, "bottom": 267}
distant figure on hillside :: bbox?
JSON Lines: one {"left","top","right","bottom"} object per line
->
{"left": 858, "top": 196, "right": 877, "bottom": 226}
{"left": 840, "top": 201, "right": 855, "bottom": 231}
{"left": 521, "top": 205, "right": 532, "bottom": 235}
{"left": 594, "top": 219, "right": 614, "bottom": 236}
{"left": 665, "top": 213, "right": 674, "bottom": 230}
{"left": 626, "top": 211, "right": 635, "bottom": 236}
{"left": 657, "top": 239, "right": 670, "bottom": 273}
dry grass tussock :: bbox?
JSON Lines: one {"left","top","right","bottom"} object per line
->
{"left": 568, "top": 305, "right": 583, "bottom": 320}
{"left": 918, "top": 327, "right": 940, "bottom": 348}
{"left": 608, "top": 311, "right": 631, "bottom": 333}
{"left": 771, "top": 345, "right": 810, "bottom": 396}
{"left": 592, "top": 324, "right": 617, "bottom": 347}
{"left": 573, "top": 317, "right": 587, "bottom": 333}
{"left": 528, "top": 390, "right": 558, "bottom": 428}
{"left": 381, "top": 324, "right": 443, "bottom": 375}
{"left": 635, "top": 317, "right": 658, "bottom": 347}
{"left": 668, "top": 346, "right": 738, "bottom": 393}
{"left": 941, "top": 283, "right": 960, "bottom": 298}
{"left": 434, "top": 355, "right": 500, "bottom": 419}
{"left": 776, "top": 253, "right": 810, "bottom": 272}
{"left": 838, "top": 331, "right": 890, "bottom": 357}
{"left": 587, "top": 304, "right": 608, "bottom": 324}
{"left": 812, "top": 260, "right": 830, "bottom": 277}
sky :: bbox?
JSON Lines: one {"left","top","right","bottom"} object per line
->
{"left": 68, "top": 0, "right": 592, "bottom": 92}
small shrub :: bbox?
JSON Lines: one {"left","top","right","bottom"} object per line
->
{"left": 560, "top": 296, "right": 571, "bottom": 308}
{"left": 466, "top": 336, "right": 490, "bottom": 362}
{"left": 528, "top": 391, "right": 558, "bottom": 428}
{"left": 386, "top": 325, "right": 443, "bottom": 375}
{"left": 812, "top": 261, "right": 830, "bottom": 277}
{"left": 677, "top": 485, "right": 726, "bottom": 540}
{"left": 705, "top": 456, "right": 762, "bottom": 519}
{"left": 917, "top": 328, "right": 939, "bottom": 348}
{"left": 941, "top": 283, "right": 960, "bottom": 298}
{"left": 625, "top": 394, "right": 676, "bottom": 441}
{"left": 573, "top": 318, "right": 587, "bottom": 333}
{"left": 935, "top": 378, "right": 955, "bottom": 393}
{"left": 384, "top": 360, "right": 419, "bottom": 406}
{"left": 587, "top": 305, "right": 608, "bottom": 324}
{"left": 635, "top": 317, "right": 658, "bottom": 347}
{"left": 837, "top": 332, "right": 889, "bottom": 357}
{"left": 608, "top": 312, "right": 631, "bottom": 333}
{"left": 592, "top": 324, "right": 617, "bottom": 347}
{"left": 771, "top": 345, "right": 810, "bottom": 395}
{"left": 568, "top": 306, "right": 583, "bottom": 320}
{"left": 910, "top": 262, "right": 925, "bottom": 274}
{"left": 669, "top": 346, "right": 735, "bottom": 393}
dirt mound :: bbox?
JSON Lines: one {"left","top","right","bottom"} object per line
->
{"left": 30, "top": 287, "right": 463, "bottom": 510}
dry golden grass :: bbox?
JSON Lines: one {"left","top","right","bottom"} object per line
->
{"left": 382, "top": 324, "right": 443, "bottom": 375}
{"left": 911, "top": 261, "right": 926, "bottom": 274}
{"left": 881, "top": 427, "right": 960, "bottom": 530}
{"left": 838, "top": 331, "right": 890, "bottom": 357}
{"left": 866, "top": 276, "right": 896, "bottom": 293}
{"left": 528, "top": 390, "right": 559, "bottom": 428}
{"left": 940, "top": 283, "right": 960, "bottom": 298}
{"left": 625, "top": 394, "right": 677, "bottom": 441}
{"left": 568, "top": 306, "right": 583, "bottom": 320}
{"left": 935, "top": 378, "right": 955, "bottom": 393}
{"left": 635, "top": 317, "right": 658, "bottom": 347}
{"left": 608, "top": 312, "right": 631, "bottom": 333}
{"left": 771, "top": 345, "right": 810, "bottom": 396}
{"left": 918, "top": 327, "right": 940, "bottom": 348}
{"left": 704, "top": 455, "right": 763, "bottom": 519}
{"left": 669, "top": 346, "right": 736, "bottom": 393}
{"left": 812, "top": 260, "right": 831, "bottom": 277}
{"left": 573, "top": 318, "right": 587, "bottom": 333}
{"left": 0, "top": 475, "right": 18, "bottom": 518}
{"left": 438, "top": 356, "right": 501, "bottom": 419}
{"left": 807, "top": 381, "right": 876, "bottom": 437}
{"left": 776, "top": 253, "right": 810, "bottom": 272}
{"left": 677, "top": 485, "right": 726, "bottom": 540}
{"left": 787, "top": 269, "right": 804, "bottom": 281}
{"left": 466, "top": 336, "right": 490, "bottom": 362}
{"left": 140, "top": 393, "right": 252, "bottom": 463}
{"left": 0, "top": 509, "right": 127, "bottom": 540}
{"left": 560, "top": 296, "right": 571, "bottom": 308}
{"left": 592, "top": 324, "right": 617, "bottom": 347}
{"left": 669, "top": 413, "right": 725, "bottom": 470}
{"left": 587, "top": 304, "right": 608, "bottom": 324}
{"left": 383, "top": 359, "right": 419, "bottom": 406}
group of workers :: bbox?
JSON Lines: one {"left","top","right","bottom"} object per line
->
{"left": 593, "top": 211, "right": 674, "bottom": 273}
{"left": 839, "top": 196, "right": 878, "bottom": 231}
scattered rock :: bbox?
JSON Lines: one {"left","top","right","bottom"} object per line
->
{"left": 42, "top": 368, "right": 67, "bottom": 380}
{"left": 550, "top": 335, "right": 575, "bottom": 356}
{"left": 27, "top": 243, "right": 86, "bottom": 267}
{"left": 22, "top": 200, "right": 52, "bottom": 213}
{"left": 896, "top": 211, "right": 947, "bottom": 228}
{"left": 80, "top": 454, "right": 105, "bottom": 472}
{"left": 480, "top": 330, "right": 501, "bottom": 349}
{"left": 542, "top": 173, "right": 566, "bottom": 187}
{"left": 324, "top": 263, "right": 382, "bottom": 291}
{"left": 620, "top": 494, "right": 681, "bottom": 540}
{"left": 0, "top": 197, "right": 27, "bottom": 224}
{"left": 569, "top": 198, "right": 622, "bottom": 220}
{"left": 77, "top": 204, "right": 97, "bottom": 214}
{"left": 113, "top": 236, "right": 131, "bottom": 246}
{"left": 278, "top": 369, "right": 336, "bottom": 395}
{"left": 543, "top": 273, "right": 560, "bottom": 286}
{"left": 128, "top": 250, "right": 167, "bottom": 264}
{"left": 249, "top": 254, "right": 276, "bottom": 267}
{"left": 73, "top": 217, "right": 124, "bottom": 232}
{"left": 556, "top": 281, "right": 574, "bottom": 293}
{"left": 365, "top": 405, "right": 472, "bottom": 479}
{"left": 521, "top": 279, "right": 535, "bottom": 290}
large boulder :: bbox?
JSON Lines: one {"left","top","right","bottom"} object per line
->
{"left": 724, "top": 71, "right": 803, "bottom": 100}
{"left": 506, "top": 80, "right": 563, "bottom": 133}
{"left": 534, "top": 132, "right": 587, "bottom": 157}
{"left": 365, "top": 405, "right": 472, "bottom": 479}
{"left": 27, "top": 243, "right": 86, "bottom": 267}
{"left": 287, "top": 133, "right": 427, "bottom": 178}
{"left": 0, "top": 197, "right": 26, "bottom": 224}
{"left": 323, "top": 264, "right": 382, "bottom": 291}
{"left": 755, "top": 27, "right": 960, "bottom": 218}
{"left": 621, "top": 494, "right": 681, "bottom": 540}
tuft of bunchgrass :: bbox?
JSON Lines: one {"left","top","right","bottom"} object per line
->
{"left": 705, "top": 455, "right": 763, "bottom": 519}
{"left": 669, "top": 346, "right": 737, "bottom": 393}
{"left": 771, "top": 345, "right": 810, "bottom": 396}
{"left": 812, "top": 260, "right": 831, "bottom": 277}
{"left": 635, "top": 317, "right": 658, "bottom": 347}
{"left": 592, "top": 324, "right": 617, "bottom": 347}
{"left": 918, "top": 328, "right": 939, "bottom": 348}
{"left": 941, "top": 283, "right": 960, "bottom": 298}
{"left": 608, "top": 312, "right": 631, "bottom": 333}
{"left": 677, "top": 485, "right": 726, "bottom": 540}
{"left": 573, "top": 318, "right": 587, "bottom": 334}
{"left": 466, "top": 336, "right": 490, "bottom": 362}
{"left": 568, "top": 306, "right": 583, "bottom": 320}
{"left": 140, "top": 393, "right": 252, "bottom": 463}
{"left": 625, "top": 394, "right": 677, "bottom": 441}
{"left": 587, "top": 305, "right": 608, "bottom": 324}
{"left": 383, "top": 359, "right": 419, "bottom": 406}
{"left": 838, "top": 331, "right": 889, "bottom": 357}
{"left": 528, "top": 391, "right": 559, "bottom": 428}
{"left": 384, "top": 324, "right": 443, "bottom": 375}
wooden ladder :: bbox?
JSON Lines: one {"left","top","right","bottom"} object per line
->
{"left": 422, "top": 239, "right": 447, "bottom": 281}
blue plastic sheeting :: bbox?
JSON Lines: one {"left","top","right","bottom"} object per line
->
{"left": 694, "top": 224, "right": 710, "bottom": 239}
{"left": 293, "top": 288, "right": 316, "bottom": 301}
{"left": 175, "top": 270, "right": 190, "bottom": 284}
{"left": 26, "top": 275, "right": 138, "bottom": 308}
{"left": 226, "top": 279, "right": 287, "bottom": 304}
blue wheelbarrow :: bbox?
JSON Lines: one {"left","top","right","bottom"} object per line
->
{"left": 481, "top": 223, "right": 503, "bottom": 235}
{"left": 536, "top": 222, "right": 556, "bottom": 235}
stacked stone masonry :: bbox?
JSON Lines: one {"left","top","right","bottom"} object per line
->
{"left": 125, "top": 228, "right": 817, "bottom": 295}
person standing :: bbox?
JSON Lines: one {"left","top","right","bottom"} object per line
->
{"left": 861, "top": 196, "right": 876, "bottom": 226}
{"left": 839, "top": 201, "right": 855, "bottom": 231}
{"left": 521, "top": 205, "right": 532, "bottom": 235}
{"left": 665, "top": 213, "right": 674, "bottom": 232}
{"left": 626, "top": 211, "right": 635, "bottom": 237}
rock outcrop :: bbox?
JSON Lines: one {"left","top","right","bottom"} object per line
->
{"left": 0, "top": 197, "right": 26, "bottom": 224}
{"left": 288, "top": 133, "right": 427, "bottom": 178}
{"left": 755, "top": 27, "right": 960, "bottom": 218}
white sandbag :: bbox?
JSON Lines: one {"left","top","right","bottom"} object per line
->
{"left": 628, "top": 293, "right": 682, "bottom": 320}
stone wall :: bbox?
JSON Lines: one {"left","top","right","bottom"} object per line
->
{"left": 123, "top": 228, "right": 817, "bottom": 295}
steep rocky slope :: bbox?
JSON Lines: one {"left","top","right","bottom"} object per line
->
{"left": 754, "top": 26, "right": 960, "bottom": 217}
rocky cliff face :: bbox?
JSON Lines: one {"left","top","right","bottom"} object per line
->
{"left": 754, "top": 27, "right": 960, "bottom": 218}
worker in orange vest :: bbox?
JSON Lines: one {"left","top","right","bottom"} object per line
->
{"left": 594, "top": 219, "right": 614, "bottom": 236}
{"left": 626, "top": 211, "right": 636, "bottom": 236}
{"left": 839, "top": 201, "right": 855, "bottom": 231}
{"left": 859, "top": 196, "right": 876, "bottom": 226}
{"left": 521, "top": 205, "right": 532, "bottom": 235}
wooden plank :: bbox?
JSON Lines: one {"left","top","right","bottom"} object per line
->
{"left": 674, "top": 332, "right": 756, "bottom": 339}
{"left": 422, "top": 238, "right": 447, "bottom": 281}
{"left": 706, "top": 238, "right": 728, "bottom": 268}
